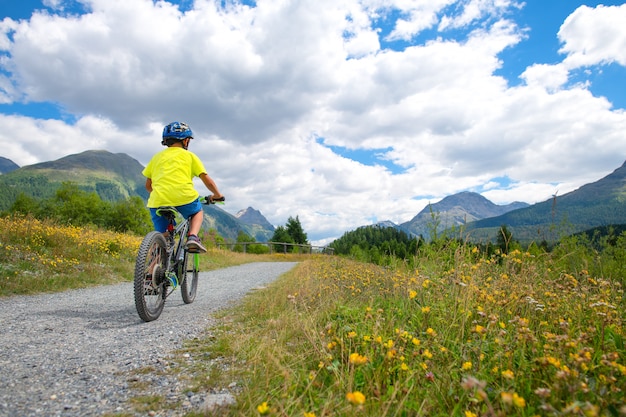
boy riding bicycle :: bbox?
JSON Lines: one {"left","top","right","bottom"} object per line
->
{"left": 142, "top": 121, "right": 224, "bottom": 253}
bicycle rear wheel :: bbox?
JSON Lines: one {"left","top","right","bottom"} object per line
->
{"left": 134, "top": 231, "right": 167, "bottom": 322}
{"left": 180, "top": 251, "right": 199, "bottom": 304}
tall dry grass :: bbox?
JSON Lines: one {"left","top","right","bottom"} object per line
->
{"left": 172, "top": 244, "right": 625, "bottom": 416}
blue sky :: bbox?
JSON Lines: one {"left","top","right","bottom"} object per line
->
{"left": 1, "top": 1, "right": 625, "bottom": 243}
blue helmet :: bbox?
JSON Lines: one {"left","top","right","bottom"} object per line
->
{"left": 162, "top": 121, "right": 193, "bottom": 146}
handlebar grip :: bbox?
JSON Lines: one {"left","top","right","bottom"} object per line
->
{"left": 201, "top": 195, "right": 225, "bottom": 204}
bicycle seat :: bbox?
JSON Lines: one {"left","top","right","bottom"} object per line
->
{"left": 155, "top": 206, "right": 178, "bottom": 219}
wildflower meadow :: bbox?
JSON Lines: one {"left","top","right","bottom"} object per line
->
{"left": 1, "top": 210, "right": 624, "bottom": 416}
{"left": 187, "top": 237, "right": 625, "bottom": 417}
{"left": 0, "top": 214, "right": 142, "bottom": 295}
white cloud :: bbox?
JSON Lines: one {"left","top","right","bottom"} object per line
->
{"left": 559, "top": 4, "right": 626, "bottom": 68}
{"left": 1, "top": 0, "right": 625, "bottom": 244}
{"left": 520, "top": 63, "right": 569, "bottom": 91}
{"left": 439, "top": 0, "right": 523, "bottom": 31}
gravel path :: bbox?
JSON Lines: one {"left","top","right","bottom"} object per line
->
{"left": 0, "top": 262, "right": 298, "bottom": 417}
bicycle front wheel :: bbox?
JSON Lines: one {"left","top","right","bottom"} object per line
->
{"left": 134, "top": 231, "right": 167, "bottom": 322}
{"left": 180, "top": 251, "right": 199, "bottom": 304}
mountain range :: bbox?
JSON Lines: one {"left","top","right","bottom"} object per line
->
{"left": 464, "top": 160, "right": 626, "bottom": 242}
{"left": 1, "top": 151, "right": 624, "bottom": 244}
{"left": 384, "top": 161, "right": 625, "bottom": 243}
{"left": 0, "top": 157, "right": 19, "bottom": 174}
{"left": 0, "top": 150, "right": 274, "bottom": 242}
{"left": 398, "top": 191, "right": 529, "bottom": 239}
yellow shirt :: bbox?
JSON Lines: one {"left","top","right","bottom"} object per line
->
{"left": 142, "top": 147, "right": 207, "bottom": 208}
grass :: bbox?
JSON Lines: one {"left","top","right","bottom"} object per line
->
{"left": 2, "top": 214, "right": 625, "bottom": 416}
{"left": 0, "top": 214, "right": 300, "bottom": 297}
{"left": 0, "top": 214, "right": 143, "bottom": 296}
{"left": 168, "top": 245, "right": 625, "bottom": 416}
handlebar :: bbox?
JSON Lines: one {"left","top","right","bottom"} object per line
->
{"left": 200, "top": 195, "right": 225, "bottom": 205}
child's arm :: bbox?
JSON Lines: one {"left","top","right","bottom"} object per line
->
{"left": 199, "top": 173, "right": 223, "bottom": 200}
{"left": 145, "top": 178, "right": 153, "bottom": 192}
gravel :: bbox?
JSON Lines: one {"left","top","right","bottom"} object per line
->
{"left": 0, "top": 262, "right": 298, "bottom": 417}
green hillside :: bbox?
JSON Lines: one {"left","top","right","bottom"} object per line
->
{"left": 465, "top": 161, "right": 626, "bottom": 243}
{"left": 0, "top": 150, "right": 148, "bottom": 210}
{"left": 0, "top": 150, "right": 275, "bottom": 242}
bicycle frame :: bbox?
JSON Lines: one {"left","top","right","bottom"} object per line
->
{"left": 158, "top": 207, "right": 193, "bottom": 298}
{"left": 134, "top": 195, "right": 223, "bottom": 322}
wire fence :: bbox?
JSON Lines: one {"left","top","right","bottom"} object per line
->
{"left": 216, "top": 241, "right": 334, "bottom": 255}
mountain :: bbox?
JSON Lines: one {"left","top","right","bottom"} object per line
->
{"left": 465, "top": 161, "right": 626, "bottom": 243}
{"left": 0, "top": 157, "right": 19, "bottom": 174}
{"left": 376, "top": 220, "right": 402, "bottom": 229}
{"left": 0, "top": 150, "right": 148, "bottom": 207}
{"left": 399, "top": 191, "right": 529, "bottom": 239}
{"left": 236, "top": 207, "right": 275, "bottom": 230}
{"left": 234, "top": 207, "right": 275, "bottom": 241}
{"left": 0, "top": 150, "right": 275, "bottom": 242}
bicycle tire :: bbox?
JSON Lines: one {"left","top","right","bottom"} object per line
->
{"left": 180, "top": 251, "right": 199, "bottom": 304}
{"left": 134, "top": 231, "right": 167, "bottom": 322}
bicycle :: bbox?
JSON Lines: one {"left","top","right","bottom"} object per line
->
{"left": 134, "top": 195, "right": 225, "bottom": 322}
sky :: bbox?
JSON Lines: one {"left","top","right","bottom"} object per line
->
{"left": 1, "top": 0, "right": 625, "bottom": 245}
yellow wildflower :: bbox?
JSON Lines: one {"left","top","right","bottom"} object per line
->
{"left": 462, "top": 361, "right": 472, "bottom": 371}
{"left": 349, "top": 353, "right": 368, "bottom": 365}
{"left": 409, "top": 290, "right": 418, "bottom": 299}
{"left": 501, "top": 369, "right": 514, "bottom": 379}
{"left": 512, "top": 393, "right": 526, "bottom": 408}
{"left": 346, "top": 391, "right": 366, "bottom": 405}
{"left": 257, "top": 401, "right": 270, "bottom": 415}
{"left": 421, "top": 306, "right": 431, "bottom": 313}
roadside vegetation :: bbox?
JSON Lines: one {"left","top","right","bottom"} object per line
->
{"left": 0, "top": 214, "right": 296, "bottom": 297}
{"left": 1, "top": 188, "right": 625, "bottom": 416}
{"left": 170, "top": 234, "right": 625, "bottom": 417}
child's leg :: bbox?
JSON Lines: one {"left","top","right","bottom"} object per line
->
{"left": 150, "top": 208, "right": 169, "bottom": 233}
{"left": 188, "top": 210, "right": 203, "bottom": 237}
{"left": 185, "top": 210, "right": 207, "bottom": 253}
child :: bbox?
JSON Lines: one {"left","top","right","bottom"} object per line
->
{"left": 142, "top": 121, "right": 224, "bottom": 253}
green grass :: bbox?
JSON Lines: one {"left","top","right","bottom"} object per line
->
{"left": 166, "top": 243, "right": 626, "bottom": 416}
{"left": 3, "top": 214, "right": 625, "bottom": 416}
{"left": 0, "top": 214, "right": 303, "bottom": 297}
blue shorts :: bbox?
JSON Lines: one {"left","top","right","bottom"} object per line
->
{"left": 150, "top": 199, "right": 203, "bottom": 233}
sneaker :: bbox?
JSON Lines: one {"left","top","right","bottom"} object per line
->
{"left": 167, "top": 272, "right": 178, "bottom": 289}
{"left": 185, "top": 235, "right": 207, "bottom": 253}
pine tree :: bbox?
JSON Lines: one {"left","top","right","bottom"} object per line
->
{"left": 286, "top": 216, "right": 308, "bottom": 244}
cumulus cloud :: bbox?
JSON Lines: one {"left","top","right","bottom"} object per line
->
{"left": 559, "top": 4, "right": 626, "bottom": 68}
{"left": 0, "top": 0, "right": 625, "bottom": 243}
{"left": 520, "top": 63, "right": 569, "bottom": 91}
